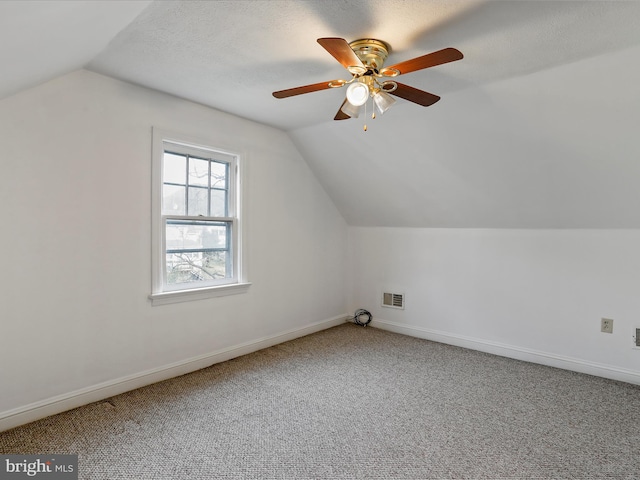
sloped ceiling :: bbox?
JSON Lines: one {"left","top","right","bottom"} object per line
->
{"left": 0, "top": 0, "right": 151, "bottom": 99}
{"left": 2, "top": 0, "right": 640, "bottom": 227}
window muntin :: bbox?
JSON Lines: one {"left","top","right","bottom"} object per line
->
{"left": 163, "top": 150, "right": 229, "bottom": 218}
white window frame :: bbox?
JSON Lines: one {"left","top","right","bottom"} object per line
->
{"left": 149, "top": 128, "right": 250, "bottom": 305}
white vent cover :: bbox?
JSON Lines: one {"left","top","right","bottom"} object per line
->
{"left": 382, "top": 292, "right": 404, "bottom": 310}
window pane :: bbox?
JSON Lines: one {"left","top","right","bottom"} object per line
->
{"left": 210, "top": 189, "right": 227, "bottom": 217}
{"left": 162, "top": 185, "right": 185, "bottom": 215}
{"left": 188, "top": 186, "right": 209, "bottom": 216}
{"left": 166, "top": 221, "right": 228, "bottom": 251}
{"left": 211, "top": 161, "right": 227, "bottom": 189}
{"left": 165, "top": 220, "right": 231, "bottom": 285}
{"left": 164, "top": 153, "right": 186, "bottom": 184}
{"left": 165, "top": 251, "right": 231, "bottom": 284}
{"left": 189, "top": 158, "right": 209, "bottom": 187}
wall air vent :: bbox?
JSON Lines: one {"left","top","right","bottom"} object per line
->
{"left": 382, "top": 292, "right": 404, "bottom": 310}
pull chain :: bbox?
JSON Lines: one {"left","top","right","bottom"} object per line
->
{"left": 364, "top": 97, "right": 377, "bottom": 131}
{"left": 363, "top": 99, "right": 368, "bottom": 131}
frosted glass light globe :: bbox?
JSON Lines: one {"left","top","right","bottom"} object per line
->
{"left": 346, "top": 82, "right": 370, "bottom": 106}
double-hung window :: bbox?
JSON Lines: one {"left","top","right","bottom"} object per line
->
{"left": 150, "top": 129, "right": 248, "bottom": 305}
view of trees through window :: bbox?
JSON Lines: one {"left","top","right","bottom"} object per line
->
{"left": 162, "top": 150, "right": 232, "bottom": 285}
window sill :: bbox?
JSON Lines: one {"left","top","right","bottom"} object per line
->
{"left": 149, "top": 282, "right": 251, "bottom": 306}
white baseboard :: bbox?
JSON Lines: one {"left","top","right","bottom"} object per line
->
{"left": 372, "top": 319, "right": 640, "bottom": 386}
{"left": 0, "top": 314, "right": 346, "bottom": 433}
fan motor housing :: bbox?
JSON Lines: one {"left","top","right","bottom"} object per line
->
{"left": 349, "top": 39, "right": 390, "bottom": 71}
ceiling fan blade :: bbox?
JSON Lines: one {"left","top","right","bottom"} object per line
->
{"left": 273, "top": 81, "right": 339, "bottom": 99}
{"left": 383, "top": 48, "right": 463, "bottom": 76}
{"left": 390, "top": 83, "right": 441, "bottom": 107}
{"left": 317, "top": 38, "right": 365, "bottom": 71}
{"left": 334, "top": 99, "right": 351, "bottom": 120}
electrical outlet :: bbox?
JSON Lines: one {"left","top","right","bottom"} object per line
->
{"left": 634, "top": 327, "right": 640, "bottom": 349}
{"left": 601, "top": 318, "right": 614, "bottom": 334}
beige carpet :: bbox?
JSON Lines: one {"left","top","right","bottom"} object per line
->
{"left": 1, "top": 323, "right": 639, "bottom": 479}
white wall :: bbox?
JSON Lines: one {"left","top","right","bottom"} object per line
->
{"left": 0, "top": 70, "right": 348, "bottom": 429}
{"left": 349, "top": 227, "right": 640, "bottom": 384}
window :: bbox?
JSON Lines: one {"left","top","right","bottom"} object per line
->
{"left": 150, "top": 129, "right": 249, "bottom": 305}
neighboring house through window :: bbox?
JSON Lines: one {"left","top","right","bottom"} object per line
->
{"left": 150, "top": 129, "right": 249, "bottom": 305}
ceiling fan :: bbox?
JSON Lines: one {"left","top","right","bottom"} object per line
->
{"left": 272, "top": 38, "right": 463, "bottom": 122}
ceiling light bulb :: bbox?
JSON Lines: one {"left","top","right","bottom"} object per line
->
{"left": 346, "top": 82, "right": 370, "bottom": 107}
{"left": 373, "top": 91, "right": 396, "bottom": 114}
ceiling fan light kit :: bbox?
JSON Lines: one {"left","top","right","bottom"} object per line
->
{"left": 340, "top": 100, "right": 361, "bottom": 118}
{"left": 373, "top": 90, "right": 396, "bottom": 114}
{"left": 273, "top": 37, "right": 463, "bottom": 128}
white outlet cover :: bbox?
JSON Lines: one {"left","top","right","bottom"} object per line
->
{"left": 601, "top": 318, "right": 614, "bottom": 334}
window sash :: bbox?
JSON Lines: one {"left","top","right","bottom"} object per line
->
{"left": 163, "top": 150, "right": 231, "bottom": 218}
{"left": 162, "top": 216, "right": 237, "bottom": 290}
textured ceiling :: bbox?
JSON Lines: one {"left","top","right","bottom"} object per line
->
{"left": 85, "top": 0, "right": 640, "bottom": 131}
{"left": 2, "top": 0, "right": 640, "bottom": 228}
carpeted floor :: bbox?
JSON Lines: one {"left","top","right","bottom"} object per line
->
{"left": 1, "top": 323, "right": 639, "bottom": 479}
